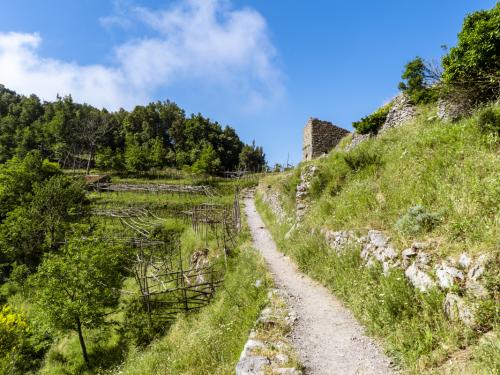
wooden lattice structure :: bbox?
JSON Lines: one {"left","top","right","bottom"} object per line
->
{"left": 133, "top": 240, "right": 223, "bottom": 321}
{"left": 89, "top": 183, "right": 213, "bottom": 197}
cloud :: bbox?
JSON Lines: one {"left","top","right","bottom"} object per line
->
{"left": 0, "top": 0, "right": 283, "bottom": 112}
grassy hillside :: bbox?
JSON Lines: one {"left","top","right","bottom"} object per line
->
{"left": 256, "top": 104, "right": 499, "bottom": 374}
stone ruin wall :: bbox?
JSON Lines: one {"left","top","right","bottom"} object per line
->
{"left": 303, "top": 118, "right": 350, "bottom": 161}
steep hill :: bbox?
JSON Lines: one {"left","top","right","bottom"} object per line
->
{"left": 256, "top": 103, "right": 499, "bottom": 374}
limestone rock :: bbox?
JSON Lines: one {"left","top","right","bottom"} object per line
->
{"left": 368, "top": 230, "right": 389, "bottom": 248}
{"left": 466, "top": 255, "right": 489, "bottom": 298}
{"left": 380, "top": 94, "right": 417, "bottom": 132}
{"left": 458, "top": 253, "right": 472, "bottom": 269}
{"left": 235, "top": 355, "right": 270, "bottom": 375}
{"left": 236, "top": 339, "right": 269, "bottom": 375}
{"left": 435, "top": 263, "right": 464, "bottom": 289}
{"left": 405, "top": 263, "right": 435, "bottom": 292}
{"left": 443, "top": 293, "right": 476, "bottom": 327}
{"left": 274, "top": 369, "right": 303, "bottom": 375}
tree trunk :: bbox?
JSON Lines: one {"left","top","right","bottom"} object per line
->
{"left": 86, "top": 147, "right": 94, "bottom": 175}
{"left": 76, "top": 317, "right": 89, "bottom": 365}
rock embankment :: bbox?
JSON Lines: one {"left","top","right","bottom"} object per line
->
{"left": 321, "top": 228, "right": 494, "bottom": 328}
{"left": 236, "top": 288, "right": 302, "bottom": 375}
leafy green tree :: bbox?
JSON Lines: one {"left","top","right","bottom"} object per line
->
{"left": 442, "top": 3, "right": 500, "bottom": 104}
{"left": 30, "top": 235, "right": 125, "bottom": 365}
{"left": 239, "top": 141, "right": 266, "bottom": 172}
{"left": 191, "top": 143, "right": 221, "bottom": 174}
{"left": 124, "top": 135, "right": 150, "bottom": 172}
{"left": 0, "top": 151, "right": 60, "bottom": 220}
{"left": 398, "top": 57, "right": 438, "bottom": 104}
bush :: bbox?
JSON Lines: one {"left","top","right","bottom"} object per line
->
{"left": 352, "top": 105, "right": 391, "bottom": 135}
{"left": 398, "top": 57, "right": 439, "bottom": 104}
{"left": 395, "top": 205, "right": 440, "bottom": 235}
{"left": 442, "top": 4, "right": 500, "bottom": 105}
{"left": 478, "top": 106, "right": 500, "bottom": 137}
{"left": 343, "top": 146, "right": 382, "bottom": 171}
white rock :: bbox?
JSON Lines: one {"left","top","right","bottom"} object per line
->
{"left": 274, "top": 353, "right": 289, "bottom": 365}
{"left": 435, "top": 263, "right": 464, "bottom": 289}
{"left": 405, "top": 263, "right": 435, "bottom": 292}
{"left": 416, "top": 252, "right": 431, "bottom": 267}
{"left": 368, "top": 230, "right": 389, "bottom": 248}
{"left": 236, "top": 356, "right": 270, "bottom": 375}
{"left": 411, "top": 241, "right": 428, "bottom": 250}
{"left": 466, "top": 255, "right": 489, "bottom": 298}
{"left": 458, "top": 253, "right": 472, "bottom": 269}
{"left": 443, "top": 293, "right": 475, "bottom": 327}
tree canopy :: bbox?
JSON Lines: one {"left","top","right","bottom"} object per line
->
{"left": 0, "top": 86, "right": 267, "bottom": 174}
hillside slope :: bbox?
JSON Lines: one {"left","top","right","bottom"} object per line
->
{"left": 256, "top": 104, "right": 499, "bottom": 374}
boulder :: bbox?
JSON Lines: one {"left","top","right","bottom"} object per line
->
{"left": 405, "top": 263, "right": 435, "bottom": 292}
{"left": 443, "top": 293, "right": 476, "bottom": 327}
{"left": 435, "top": 263, "right": 464, "bottom": 289}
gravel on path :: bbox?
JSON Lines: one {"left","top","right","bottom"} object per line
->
{"left": 244, "top": 193, "right": 395, "bottom": 375}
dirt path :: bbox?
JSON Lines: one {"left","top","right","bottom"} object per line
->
{"left": 244, "top": 194, "right": 395, "bottom": 375}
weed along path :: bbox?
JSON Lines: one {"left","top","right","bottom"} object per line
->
{"left": 244, "top": 194, "right": 395, "bottom": 375}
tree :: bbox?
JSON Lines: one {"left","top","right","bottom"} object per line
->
{"left": 442, "top": 3, "right": 500, "bottom": 104}
{"left": 30, "top": 235, "right": 124, "bottom": 365}
{"left": 398, "top": 57, "right": 439, "bottom": 104}
{"left": 239, "top": 141, "right": 266, "bottom": 172}
{"left": 191, "top": 143, "right": 221, "bottom": 174}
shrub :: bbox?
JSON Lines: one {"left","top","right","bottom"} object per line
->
{"left": 343, "top": 146, "right": 382, "bottom": 171}
{"left": 395, "top": 205, "right": 440, "bottom": 235}
{"left": 352, "top": 105, "right": 391, "bottom": 135}
{"left": 398, "top": 57, "right": 439, "bottom": 104}
{"left": 478, "top": 106, "right": 500, "bottom": 137}
{"left": 442, "top": 4, "right": 500, "bottom": 105}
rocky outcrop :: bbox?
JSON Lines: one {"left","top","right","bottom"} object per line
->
{"left": 344, "top": 94, "right": 416, "bottom": 151}
{"left": 344, "top": 133, "right": 372, "bottom": 152}
{"left": 380, "top": 94, "right": 417, "bottom": 133}
{"left": 319, "top": 227, "right": 494, "bottom": 326}
{"left": 295, "top": 165, "right": 316, "bottom": 221}
{"left": 261, "top": 188, "right": 290, "bottom": 225}
{"left": 437, "top": 97, "right": 473, "bottom": 122}
{"left": 236, "top": 289, "right": 302, "bottom": 375}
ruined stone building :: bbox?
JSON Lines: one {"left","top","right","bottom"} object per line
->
{"left": 302, "top": 118, "right": 350, "bottom": 160}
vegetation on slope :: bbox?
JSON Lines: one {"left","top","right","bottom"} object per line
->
{"left": 256, "top": 104, "right": 499, "bottom": 374}
{"left": 0, "top": 87, "right": 266, "bottom": 174}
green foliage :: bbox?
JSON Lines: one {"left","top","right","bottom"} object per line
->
{"left": 239, "top": 140, "right": 267, "bottom": 172}
{"left": 395, "top": 205, "right": 440, "bottom": 235}
{"left": 442, "top": 3, "right": 500, "bottom": 104}
{"left": 342, "top": 144, "right": 382, "bottom": 171}
{"left": 119, "top": 298, "right": 170, "bottom": 348}
{"left": 398, "top": 57, "right": 438, "bottom": 104}
{"left": 191, "top": 143, "right": 221, "bottom": 175}
{"left": 352, "top": 105, "right": 390, "bottom": 134}
{"left": 0, "top": 169, "right": 90, "bottom": 267}
{"left": 477, "top": 105, "right": 500, "bottom": 137}
{"left": 0, "top": 85, "right": 260, "bottom": 175}
{"left": 30, "top": 234, "right": 126, "bottom": 364}
{"left": 0, "top": 304, "right": 50, "bottom": 375}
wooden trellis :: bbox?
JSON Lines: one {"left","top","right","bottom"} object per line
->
{"left": 133, "top": 241, "right": 223, "bottom": 322}
{"left": 89, "top": 182, "right": 213, "bottom": 197}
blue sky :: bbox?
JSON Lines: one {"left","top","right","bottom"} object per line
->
{"left": 0, "top": 0, "right": 496, "bottom": 165}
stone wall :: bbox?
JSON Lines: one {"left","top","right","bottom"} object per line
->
{"left": 303, "top": 118, "right": 350, "bottom": 160}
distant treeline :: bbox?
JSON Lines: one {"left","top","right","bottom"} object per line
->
{"left": 0, "top": 86, "right": 266, "bottom": 174}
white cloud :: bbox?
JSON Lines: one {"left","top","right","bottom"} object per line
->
{"left": 0, "top": 0, "right": 283, "bottom": 111}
